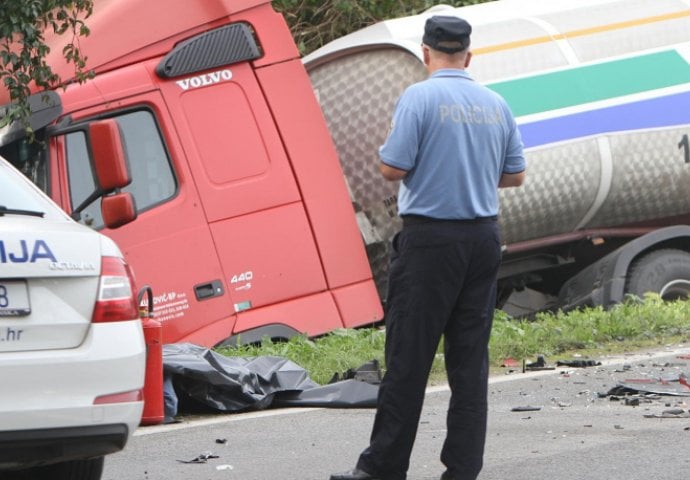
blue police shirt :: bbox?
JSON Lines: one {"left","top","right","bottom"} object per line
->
{"left": 379, "top": 69, "right": 525, "bottom": 219}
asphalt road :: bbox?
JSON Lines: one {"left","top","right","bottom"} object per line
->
{"left": 104, "top": 345, "right": 690, "bottom": 480}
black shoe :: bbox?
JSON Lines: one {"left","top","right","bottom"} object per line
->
{"left": 329, "top": 467, "right": 380, "bottom": 480}
{"left": 440, "top": 471, "right": 455, "bottom": 480}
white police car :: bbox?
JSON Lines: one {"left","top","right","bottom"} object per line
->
{"left": 0, "top": 155, "right": 145, "bottom": 480}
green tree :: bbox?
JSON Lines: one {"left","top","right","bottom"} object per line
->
{"left": 0, "top": 0, "right": 94, "bottom": 134}
{"left": 272, "top": 0, "right": 490, "bottom": 55}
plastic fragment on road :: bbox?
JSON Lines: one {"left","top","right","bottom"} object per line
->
{"left": 216, "top": 464, "right": 234, "bottom": 471}
{"left": 525, "top": 355, "right": 556, "bottom": 371}
{"left": 643, "top": 408, "right": 690, "bottom": 418}
{"left": 607, "top": 376, "right": 690, "bottom": 397}
{"left": 511, "top": 405, "right": 543, "bottom": 412}
{"left": 556, "top": 359, "right": 602, "bottom": 368}
{"left": 177, "top": 452, "right": 220, "bottom": 464}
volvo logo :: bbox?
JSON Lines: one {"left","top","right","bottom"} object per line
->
{"left": 176, "top": 69, "right": 233, "bottom": 91}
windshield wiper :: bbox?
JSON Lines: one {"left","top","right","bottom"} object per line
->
{"left": 0, "top": 205, "right": 45, "bottom": 218}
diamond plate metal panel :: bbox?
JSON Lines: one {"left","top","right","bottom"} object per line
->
{"left": 500, "top": 139, "right": 601, "bottom": 244}
{"left": 588, "top": 126, "right": 690, "bottom": 228}
{"left": 309, "top": 49, "right": 426, "bottom": 296}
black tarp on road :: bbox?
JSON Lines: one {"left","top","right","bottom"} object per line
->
{"left": 162, "top": 343, "right": 379, "bottom": 420}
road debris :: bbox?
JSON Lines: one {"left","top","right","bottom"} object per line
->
{"left": 511, "top": 405, "right": 543, "bottom": 412}
{"left": 606, "top": 378, "right": 690, "bottom": 397}
{"left": 556, "top": 359, "right": 602, "bottom": 368}
{"left": 177, "top": 452, "right": 220, "bottom": 464}
{"left": 501, "top": 357, "right": 520, "bottom": 368}
{"left": 526, "top": 355, "right": 556, "bottom": 371}
{"left": 643, "top": 408, "right": 690, "bottom": 418}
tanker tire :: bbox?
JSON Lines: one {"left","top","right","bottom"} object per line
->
{"left": 625, "top": 249, "right": 690, "bottom": 301}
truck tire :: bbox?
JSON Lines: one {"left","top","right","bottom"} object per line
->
{"left": 28, "top": 456, "right": 105, "bottom": 480}
{"left": 625, "top": 249, "right": 690, "bottom": 301}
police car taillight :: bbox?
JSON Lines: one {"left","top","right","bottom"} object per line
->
{"left": 92, "top": 256, "right": 139, "bottom": 323}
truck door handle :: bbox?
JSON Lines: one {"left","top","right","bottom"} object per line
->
{"left": 194, "top": 280, "right": 224, "bottom": 301}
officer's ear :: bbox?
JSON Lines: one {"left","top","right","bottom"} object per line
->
{"left": 464, "top": 51, "right": 472, "bottom": 68}
{"left": 421, "top": 44, "right": 430, "bottom": 66}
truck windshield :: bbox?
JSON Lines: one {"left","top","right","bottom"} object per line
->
{"left": 0, "top": 135, "right": 49, "bottom": 193}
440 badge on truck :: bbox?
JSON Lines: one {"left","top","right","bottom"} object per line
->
{"left": 231, "top": 271, "right": 253, "bottom": 291}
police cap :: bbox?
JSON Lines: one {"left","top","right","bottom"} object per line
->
{"left": 422, "top": 15, "right": 472, "bottom": 54}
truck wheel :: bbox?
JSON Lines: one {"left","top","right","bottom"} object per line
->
{"left": 29, "top": 456, "right": 105, "bottom": 480}
{"left": 626, "top": 249, "right": 690, "bottom": 301}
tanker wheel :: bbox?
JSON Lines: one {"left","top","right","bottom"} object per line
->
{"left": 625, "top": 249, "right": 690, "bottom": 301}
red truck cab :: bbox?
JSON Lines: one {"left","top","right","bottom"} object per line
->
{"left": 0, "top": 0, "right": 383, "bottom": 346}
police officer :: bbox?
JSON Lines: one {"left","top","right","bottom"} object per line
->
{"left": 330, "top": 15, "right": 526, "bottom": 480}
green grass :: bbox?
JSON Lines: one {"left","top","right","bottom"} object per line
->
{"left": 215, "top": 327, "right": 387, "bottom": 385}
{"left": 215, "top": 295, "right": 690, "bottom": 385}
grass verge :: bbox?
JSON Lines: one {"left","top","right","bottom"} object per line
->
{"left": 215, "top": 295, "right": 690, "bottom": 385}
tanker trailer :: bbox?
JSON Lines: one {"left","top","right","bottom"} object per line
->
{"left": 304, "top": 0, "right": 690, "bottom": 316}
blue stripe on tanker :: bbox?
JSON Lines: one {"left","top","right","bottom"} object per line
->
{"left": 519, "top": 90, "right": 690, "bottom": 149}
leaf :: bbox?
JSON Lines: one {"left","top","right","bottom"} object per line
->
{"left": 0, "top": 0, "right": 94, "bottom": 138}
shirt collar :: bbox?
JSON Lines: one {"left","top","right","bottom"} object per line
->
{"left": 430, "top": 69, "right": 473, "bottom": 80}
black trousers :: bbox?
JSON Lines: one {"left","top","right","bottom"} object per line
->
{"left": 357, "top": 218, "right": 501, "bottom": 480}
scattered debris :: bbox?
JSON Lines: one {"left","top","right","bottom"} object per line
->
{"left": 556, "top": 359, "right": 602, "bottom": 368}
{"left": 526, "top": 355, "right": 556, "bottom": 371}
{"left": 653, "top": 362, "right": 687, "bottom": 368}
{"left": 177, "top": 452, "right": 220, "bottom": 464}
{"left": 216, "top": 464, "right": 234, "bottom": 471}
{"left": 501, "top": 357, "right": 520, "bottom": 368}
{"left": 680, "top": 374, "right": 690, "bottom": 390}
{"left": 511, "top": 405, "right": 543, "bottom": 412}
{"left": 606, "top": 379, "right": 690, "bottom": 397}
{"left": 643, "top": 408, "right": 690, "bottom": 418}
{"left": 215, "top": 438, "right": 228, "bottom": 444}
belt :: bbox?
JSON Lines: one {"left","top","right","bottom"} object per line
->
{"left": 401, "top": 214, "right": 498, "bottom": 227}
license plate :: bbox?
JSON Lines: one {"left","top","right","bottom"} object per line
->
{"left": 0, "top": 281, "right": 31, "bottom": 317}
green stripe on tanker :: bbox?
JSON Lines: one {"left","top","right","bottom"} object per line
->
{"left": 488, "top": 50, "right": 690, "bottom": 116}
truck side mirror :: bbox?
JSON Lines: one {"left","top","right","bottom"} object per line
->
{"left": 89, "top": 119, "right": 131, "bottom": 191}
{"left": 102, "top": 192, "right": 137, "bottom": 229}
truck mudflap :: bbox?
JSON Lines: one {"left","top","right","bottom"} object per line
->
{"left": 558, "top": 225, "right": 690, "bottom": 310}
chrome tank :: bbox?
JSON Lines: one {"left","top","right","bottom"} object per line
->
{"left": 305, "top": 0, "right": 690, "bottom": 296}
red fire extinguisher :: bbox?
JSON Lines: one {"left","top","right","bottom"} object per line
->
{"left": 138, "top": 285, "right": 164, "bottom": 425}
